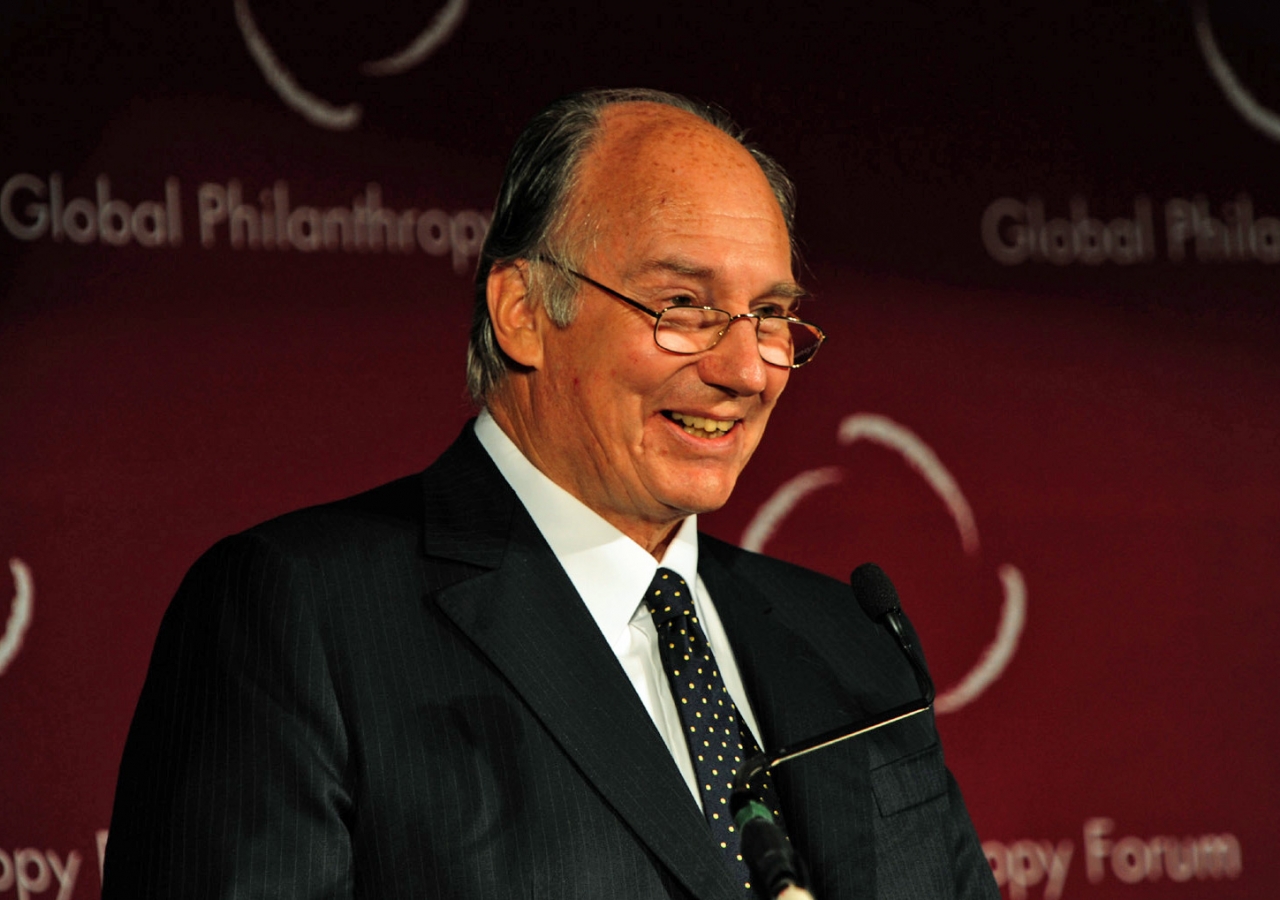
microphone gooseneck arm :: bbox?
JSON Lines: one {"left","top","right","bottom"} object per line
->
{"left": 881, "top": 609, "right": 936, "bottom": 705}
{"left": 735, "top": 696, "right": 932, "bottom": 791}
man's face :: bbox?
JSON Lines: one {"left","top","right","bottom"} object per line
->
{"left": 512, "top": 104, "right": 798, "bottom": 550}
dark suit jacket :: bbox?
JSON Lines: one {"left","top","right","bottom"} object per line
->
{"left": 104, "top": 423, "right": 997, "bottom": 900}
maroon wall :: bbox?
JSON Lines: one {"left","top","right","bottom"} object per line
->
{"left": 3, "top": 3, "right": 1277, "bottom": 898}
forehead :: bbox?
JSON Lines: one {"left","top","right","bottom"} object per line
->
{"left": 587, "top": 103, "right": 751, "bottom": 179}
{"left": 566, "top": 103, "right": 789, "bottom": 266}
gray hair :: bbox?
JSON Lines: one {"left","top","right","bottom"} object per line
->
{"left": 466, "top": 87, "right": 797, "bottom": 404}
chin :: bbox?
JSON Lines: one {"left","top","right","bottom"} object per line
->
{"left": 656, "top": 475, "right": 738, "bottom": 517}
{"left": 646, "top": 449, "right": 753, "bottom": 510}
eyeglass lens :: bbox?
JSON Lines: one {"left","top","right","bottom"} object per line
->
{"left": 655, "top": 307, "right": 822, "bottom": 367}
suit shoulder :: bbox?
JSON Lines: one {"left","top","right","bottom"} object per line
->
{"left": 235, "top": 472, "right": 426, "bottom": 564}
{"left": 698, "top": 533, "right": 877, "bottom": 633}
{"left": 166, "top": 471, "right": 431, "bottom": 645}
{"left": 699, "top": 532, "right": 848, "bottom": 595}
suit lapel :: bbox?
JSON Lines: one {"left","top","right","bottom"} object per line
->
{"left": 699, "top": 544, "right": 878, "bottom": 900}
{"left": 420, "top": 426, "right": 740, "bottom": 900}
{"left": 698, "top": 547, "right": 867, "bottom": 744}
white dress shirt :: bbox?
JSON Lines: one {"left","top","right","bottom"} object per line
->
{"left": 474, "top": 409, "right": 763, "bottom": 806}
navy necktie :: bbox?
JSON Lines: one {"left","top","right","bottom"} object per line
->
{"left": 644, "top": 567, "right": 786, "bottom": 896}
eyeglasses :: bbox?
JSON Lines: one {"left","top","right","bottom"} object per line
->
{"left": 537, "top": 259, "right": 826, "bottom": 368}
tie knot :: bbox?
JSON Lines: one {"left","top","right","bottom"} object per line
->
{"left": 644, "top": 567, "right": 693, "bottom": 626}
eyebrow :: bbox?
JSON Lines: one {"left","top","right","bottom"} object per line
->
{"left": 631, "top": 258, "right": 810, "bottom": 306}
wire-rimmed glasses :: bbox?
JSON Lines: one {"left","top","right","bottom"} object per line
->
{"left": 537, "top": 259, "right": 826, "bottom": 368}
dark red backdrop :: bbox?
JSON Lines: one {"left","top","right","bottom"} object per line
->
{"left": 3, "top": 3, "right": 1276, "bottom": 898}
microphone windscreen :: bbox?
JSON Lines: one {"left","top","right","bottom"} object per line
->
{"left": 850, "top": 563, "right": 901, "bottom": 620}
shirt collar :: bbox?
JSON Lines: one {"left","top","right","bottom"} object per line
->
{"left": 474, "top": 410, "right": 701, "bottom": 651}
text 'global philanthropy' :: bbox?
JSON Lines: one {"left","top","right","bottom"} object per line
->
{"left": 982, "top": 195, "right": 1279, "bottom": 265}
{"left": 1, "top": 173, "right": 491, "bottom": 274}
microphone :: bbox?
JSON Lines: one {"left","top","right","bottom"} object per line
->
{"left": 731, "top": 796, "right": 811, "bottom": 900}
{"left": 849, "top": 563, "right": 935, "bottom": 704}
{"left": 731, "top": 563, "right": 935, "bottom": 899}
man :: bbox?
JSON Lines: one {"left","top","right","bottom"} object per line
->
{"left": 104, "top": 88, "right": 998, "bottom": 900}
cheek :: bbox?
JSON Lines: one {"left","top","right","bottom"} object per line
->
{"left": 611, "top": 353, "right": 667, "bottom": 403}
{"left": 766, "top": 369, "right": 791, "bottom": 403}
{"left": 622, "top": 347, "right": 650, "bottom": 378}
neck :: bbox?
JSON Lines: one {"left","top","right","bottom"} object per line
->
{"left": 639, "top": 520, "right": 683, "bottom": 560}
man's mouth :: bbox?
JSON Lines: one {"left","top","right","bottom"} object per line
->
{"left": 666, "top": 411, "right": 735, "bottom": 439}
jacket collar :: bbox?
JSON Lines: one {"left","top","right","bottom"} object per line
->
{"left": 698, "top": 539, "right": 878, "bottom": 900}
{"left": 421, "top": 422, "right": 743, "bottom": 900}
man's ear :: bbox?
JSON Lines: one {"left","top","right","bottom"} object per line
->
{"left": 487, "top": 260, "right": 544, "bottom": 369}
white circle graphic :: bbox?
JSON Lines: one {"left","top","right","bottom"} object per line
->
{"left": 234, "top": 0, "right": 470, "bottom": 131}
{"left": 741, "top": 413, "right": 1026, "bottom": 714}
{"left": 360, "top": 0, "right": 469, "bottom": 77}
{"left": 1193, "top": 0, "right": 1280, "bottom": 143}
{"left": 1, "top": 558, "right": 34, "bottom": 677}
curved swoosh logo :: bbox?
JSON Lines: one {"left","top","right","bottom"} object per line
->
{"left": 1193, "top": 0, "right": 1280, "bottom": 142}
{"left": 1, "top": 558, "right": 34, "bottom": 677}
{"left": 742, "top": 413, "right": 1026, "bottom": 715}
{"left": 233, "top": 0, "right": 470, "bottom": 130}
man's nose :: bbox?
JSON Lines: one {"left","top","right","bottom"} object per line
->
{"left": 698, "top": 315, "right": 769, "bottom": 395}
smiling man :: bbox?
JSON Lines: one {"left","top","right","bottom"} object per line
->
{"left": 104, "top": 89, "right": 997, "bottom": 900}
{"left": 480, "top": 99, "right": 798, "bottom": 557}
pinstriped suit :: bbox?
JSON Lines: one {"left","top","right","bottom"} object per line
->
{"left": 103, "top": 422, "right": 997, "bottom": 900}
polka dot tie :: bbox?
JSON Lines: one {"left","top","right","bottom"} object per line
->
{"left": 644, "top": 568, "right": 786, "bottom": 897}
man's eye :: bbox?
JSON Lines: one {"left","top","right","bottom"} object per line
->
{"left": 665, "top": 294, "right": 700, "bottom": 308}
{"left": 753, "top": 303, "right": 789, "bottom": 318}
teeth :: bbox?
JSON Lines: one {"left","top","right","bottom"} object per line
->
{"left": 670, "top": 412, "right": 734, "bottom": 437}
